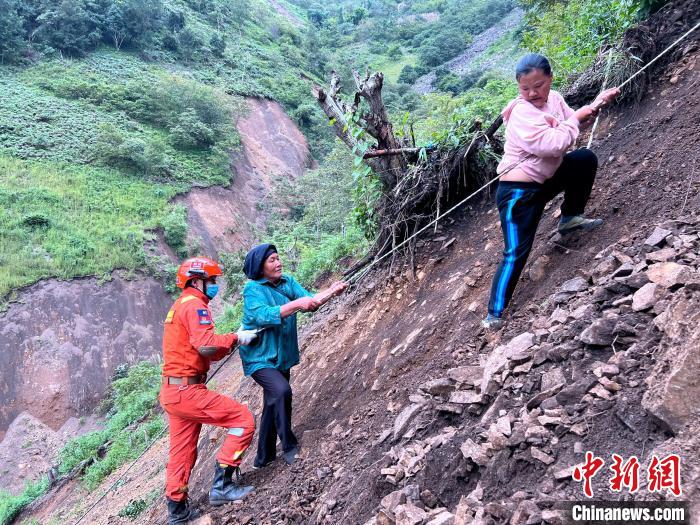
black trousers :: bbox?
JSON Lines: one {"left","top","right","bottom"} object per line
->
{"left": 251, "top": 368, "right": 297, "bottom": 465}
{"left": 487, "top": 148, "right": 598, "bottom": 317}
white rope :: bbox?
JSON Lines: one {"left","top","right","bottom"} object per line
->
{"left": 349, "top": 19, "right": 700, "bottom": 285}
{"left": 587, "top": 49, "right": 615, "bottom": 150}
{"left": 618, "top": 20, "right": 700, "bottom": 89}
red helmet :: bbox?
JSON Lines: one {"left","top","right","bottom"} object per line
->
{"left": 176, "top": 257, "right": 223, "bottom": 289}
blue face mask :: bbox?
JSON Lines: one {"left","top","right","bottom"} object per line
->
{"left": 205, "top": 284, "right": 219, "bottom": 299}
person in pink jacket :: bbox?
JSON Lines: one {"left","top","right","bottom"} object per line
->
{"left": 483, "top": 53, "right": 620, "bottom": 329}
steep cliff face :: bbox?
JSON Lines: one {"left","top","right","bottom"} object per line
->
{"left": 178, "top": 98, "right": 312, "bottom": 257}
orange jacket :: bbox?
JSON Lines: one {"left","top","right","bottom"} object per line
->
{"left": 162, "top": 287, "right": 237, "bottom": 377}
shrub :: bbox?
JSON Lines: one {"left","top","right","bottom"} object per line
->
{"left": 161, "top": 205, "right": 188, "bottom": 257}
{"left": 522, "top": 0, "right": 641, "bottom": 80}
{"left": 58, "top": 362, "right": 163, "bottom": 489}
{"left": 0, "top": 477, "right": 49, "bottom": 525}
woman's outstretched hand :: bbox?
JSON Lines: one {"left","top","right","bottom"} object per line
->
{"left": 330, "top": 281, "right": 349, "bottom": 296}
{"left": 592, "top": 87, "right": 621, "bottom": 110}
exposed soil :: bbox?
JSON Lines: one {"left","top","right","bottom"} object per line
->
{"left": 2, "top": 97, "right": 311, "bottom": 496}
{"left": 177, "top": 98, "right": 312, "bottom": 257}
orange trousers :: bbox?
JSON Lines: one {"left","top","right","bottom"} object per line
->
{"left": 159, "top": 383, "right": 255, "bottom": 501}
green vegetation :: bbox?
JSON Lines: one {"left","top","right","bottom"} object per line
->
{"left": 0, "top": 156, "right": 179, "bottom": 299}
{"left": 522, "top": 0, "right": 645, "bottom": 81}
{"left": 118, "top": 489, "right": 160, "bottom": 520}
{"left": 57, "top": 361, "right": 164, "bottom": 490}
{"left": 0, "top": 477, "right": 49, "bottom": 525}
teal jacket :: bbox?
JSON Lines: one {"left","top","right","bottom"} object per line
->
{"left": 239, "top": 274, "right": 313, "bottom": 376}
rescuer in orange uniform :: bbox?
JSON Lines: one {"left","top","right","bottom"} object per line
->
{"left": 161, "top": 257, "right": 259, "bottom": 524}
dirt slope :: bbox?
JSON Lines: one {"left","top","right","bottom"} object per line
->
{"left": 178, "top": 99, "right": 312, "bottom": 258}
{"left": 1, "top": 98, "right": 311, "bottom": 498}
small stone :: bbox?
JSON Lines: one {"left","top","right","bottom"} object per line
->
{"left": 530, "top": 447, "right": 555, "bottom": 465}
{"left": 446, "top": 366, "right": 483, "bottom": 387}
{"left": 646, "top": 262, "right": 694, "bottom": 288}
{"left": 394, "top": 502, "right": 428, "bottom": 525}
{"left": 527, "top": 383, "right": 565, "bottom": 410}
{"left": 559, "top": 277, "right": 589, "bottom": 293}
{"left": 495, "top": 416, "right": 512, "bottom": 437}
{"left": 529, "top": 255, "right": 550, "bottom": 282}
{"left": 537, "top": 415, "right": 563, "bottom": 426}
{"left": 513, "top": 360, "right": 533, "bottom": 375}
{"left": 580, "top": 318, "right": 617, "bottom": 346}
{"left": 449, "top": 391, "right": 483, "bottom": 405}
{"left": 435, "top": 403, "right": 463, "bottom": 415}
{"left": 646, "top": 248, "right": 676, "bottom": 262}
{"left": 425, "top": 511, "right": 455, "bottom": 525}
{"left": 632, "top": 283, "right": 662, "bottom": 311}
{"left": 570, "top": 423, "right": 587, "bottom": 436}
{"left": 598, "top": 376, "right": 621, "bottom": 392}
{"left": 644, "top": 227, "right": 672, "bottom": 247}
{"left": 593, "top": 363, "right": 619, "bottom": 378}
{"left": 589, "top": 384, "right": 613, "bottom": 399}
{"left": 419, "top": 378, "right": 455, "bottom": 395}
{"left": 525, "top": 425, "right": 550, "bottom": 443}
{"left": 611, "top": 262, "right": 634, "bottom": 278}
{"left": 553, "top": 465, "right": 575, "bottom": 480}
{"left": 460, "top": 438, "right": 489, "bottom": 466}
{"left": 541, "top": 368, "right": 566, "bottom": 390}
{"left": 393, "top": 404, "right": 424, "bottom": 440}
{"left": 511, "top": 500, "right": 541, "bottom": 525}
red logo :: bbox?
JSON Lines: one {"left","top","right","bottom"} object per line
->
{"left": 573, "top": 453, "right": 682, "bottom": 498}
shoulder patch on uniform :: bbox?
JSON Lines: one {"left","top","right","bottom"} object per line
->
{"left": 197, "top": 309, "right": 212, "bottom": 325}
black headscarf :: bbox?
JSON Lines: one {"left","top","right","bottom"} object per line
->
{"left": 243, "top": 243, "right": 278, "bottom": 280}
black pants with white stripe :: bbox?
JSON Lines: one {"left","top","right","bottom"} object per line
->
{"left": 487, "top": 148, "right": 598, "bottom": 317}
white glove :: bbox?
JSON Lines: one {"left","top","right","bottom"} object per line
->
{"left": 236, "top": 327, "right": 258, "bottom": 346}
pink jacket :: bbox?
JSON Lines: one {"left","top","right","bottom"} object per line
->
{"left": 496, "top": 90, "right": 580, "bottom": 184}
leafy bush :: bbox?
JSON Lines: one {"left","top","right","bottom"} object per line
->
{"left": 0, "top": 477, "right": 49, "bottom": 525}
{"left": 522, "top": 0, "right": 641, "bottom": 80}
{"left": 161, "top": 205, "right": 189, "bottom": 257}
{"left": 58, "top": 362, "right": 164, "bottom": 490}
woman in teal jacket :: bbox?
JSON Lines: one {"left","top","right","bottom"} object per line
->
{"left": 240, "top": 244, "right": 347, "bottom": 467}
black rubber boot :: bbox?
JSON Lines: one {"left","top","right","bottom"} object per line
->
{"left": 167, "top": 498, "right": 198, "bottom": 525}
{"left": 209, "top": 463, "right": 254, "bottom": 506}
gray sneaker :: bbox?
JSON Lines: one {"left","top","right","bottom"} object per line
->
{"left": 481, "top": 314, "right": 504, "bottom": 330}
{"left": 558, "top": 215, "right": 603, "bottom": 234}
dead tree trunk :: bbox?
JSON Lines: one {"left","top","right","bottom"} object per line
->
{"left": 310, "top": 70, "right": 504, "bottom": 277}
{"left": 312, "top": 70, "right": 411, "bottom": 189}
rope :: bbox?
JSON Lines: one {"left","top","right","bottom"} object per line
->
{"left": 347, "top": 19, "right": 700, "bottom": 285}
{"left": 618, "top": 20, "right": 699, "bottom": 90}
{"left": 587, "top": 49, "right": 614, "bottom": 150}
{"left": 72, "top": 348, "right": 240, "bottom": 525}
